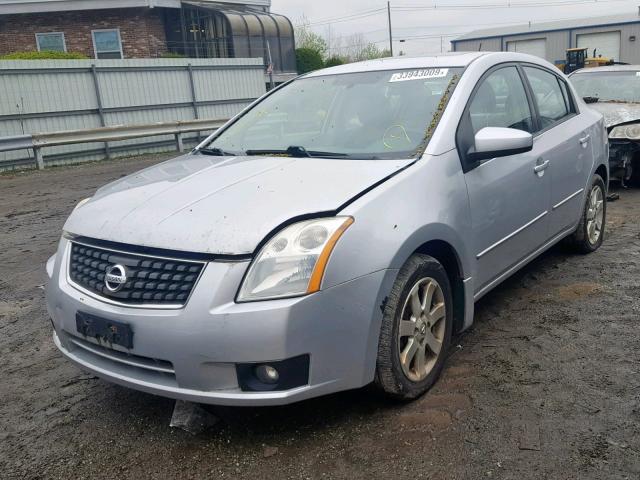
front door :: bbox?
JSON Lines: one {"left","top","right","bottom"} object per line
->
{"left": 521, "top": 66, "right": 593, "bottom": 236}
{"left": 459, "top": 65, "right": 552, "bottom": 294}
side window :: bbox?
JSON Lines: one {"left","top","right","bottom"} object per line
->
{"left": 36, "top": 33, "right": 66, "bottom": 52}
{"left": 557, "top": 78, "right": 576, "bottom": 114}
{"left": 523, "top": 67, "right": 570, "bottom": 129}
{"left": 92, "top": 29, "right": 123, "bottom": 59}
{"left": 468, "top": 66, "right": 534, "bottom": 135}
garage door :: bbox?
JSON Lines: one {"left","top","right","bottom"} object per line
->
{"left": 577, "top": 31, "right": 621, "bottom": 61}
{"left": 506, "top": 38, "right": 546, "bottom": 58}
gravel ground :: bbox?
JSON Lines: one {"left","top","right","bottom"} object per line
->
{"left": 1, "top": 155, "right": 639, "bottom": 480}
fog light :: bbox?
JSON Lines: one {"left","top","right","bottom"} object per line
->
{"left": 236, "top": 355, "right": 309, "bottom": 392}
{"left": 255, "top": 365, "right": 279, "bottom": 384}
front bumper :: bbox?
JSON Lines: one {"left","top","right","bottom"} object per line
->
{"left": 609, "top": 140, "right": 640, "bottom": 182}
{"left": 46, "top": 238, "right": 395, "bottom": 406}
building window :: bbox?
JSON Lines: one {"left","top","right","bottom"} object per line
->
{"left": 92, "top": 29, "right": 123, "bottom": 59}
{"left": 36, "top": 33, "right": 66, "bottom": 52}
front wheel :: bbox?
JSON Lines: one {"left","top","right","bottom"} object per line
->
{"left": 375, "top": 254, "right": 453, "bottom": 400}
{"left": 568, "top": 174, "right": 606, "bottom": 253}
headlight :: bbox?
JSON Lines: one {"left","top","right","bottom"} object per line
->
{"left": 46, "top": 254, "right": 56, "bottom": 279}
{"left": 609, "top": 124, "right": 640, "bottom": 140}
{"left": 73, "top": 197, "right": 92, "bottom": 211}
{"left": 237, "top": 217, "right": 354, "bottom": 302}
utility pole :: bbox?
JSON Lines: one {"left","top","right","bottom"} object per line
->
{"left": 387, "top": 1, "right": 393, "bottom": 57}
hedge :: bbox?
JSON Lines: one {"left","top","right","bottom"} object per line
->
{"left": 0, "top": 50, "right": 89, "bottom": 60}
{"left": 295, "top": 48, "right": 324, "bottom": 74}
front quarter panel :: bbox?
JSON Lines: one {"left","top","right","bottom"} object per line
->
{"left": 323, "top": 150, "right": 473, "bottom": 291}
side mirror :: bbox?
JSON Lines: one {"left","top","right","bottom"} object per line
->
{"left": 469, "top": 127, "right": 533, "bottom": 161}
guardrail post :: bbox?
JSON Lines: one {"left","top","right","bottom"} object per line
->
{"left": 175, "top": 132, "right": 184, "bottom": 152}
{"left": 187, "top": 64, "right": 201, "bottom": 143}
{"left": 91, "top": 64, "right": 111, "bottom": 160}
{"left": 34, "top": 147, "right": 44, "bottom": 170}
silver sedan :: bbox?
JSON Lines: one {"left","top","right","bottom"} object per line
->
{"left": 46, "top": 52, "right": 608, "bottom": 405}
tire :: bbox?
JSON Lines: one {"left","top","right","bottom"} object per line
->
{"left": 568, "top": 174, "right": 607, "bottom": 254}
{"left": 375, "top": 254, "right": 453, "bottom": 400}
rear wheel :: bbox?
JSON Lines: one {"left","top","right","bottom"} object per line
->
{"left": 375, "top": 254, "right": 453, "bottom": 400}
{"left": 568, "top": 174, "right": 606, "bottom": 253}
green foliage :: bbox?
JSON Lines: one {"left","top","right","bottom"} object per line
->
{"left": 324, "top": 56, "right": 346, "bottom": 68}
{"left": 0, "top": 50, "right": 89, "bottom": 60}
{"left": 161, "top": 51, "right": 186, "bottom": 58}
{"left": 295, "top": 18, "right": 328, "bottom": 59}
{"left": 352, "top": 44, "right": 392, "bottom": 62}
{"left": 296, "top": 47, "right": 324, "bottom": 74}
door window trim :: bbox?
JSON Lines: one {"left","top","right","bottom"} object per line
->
{"left": 519, "top": 63, "right": 578, "bottom": 136}
{"left": 455, "top": 61, "right": 538, "bottom": 173}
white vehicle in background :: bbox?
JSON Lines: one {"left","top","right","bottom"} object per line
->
{"left": 570, "top": 66, "right": 640, "bottom": 186}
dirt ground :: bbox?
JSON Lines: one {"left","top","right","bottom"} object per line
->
{"left": 1, "top": 155, "right": 639, "bottom": 480}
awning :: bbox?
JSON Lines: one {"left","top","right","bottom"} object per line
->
{"left": 182, "top": 1, "right": 296, "bottom": 73}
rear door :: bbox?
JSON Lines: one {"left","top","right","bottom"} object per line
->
{"left": 522, "top": 66, "right": 592, "bottom": 236}
{"left": 458, "top": 65, "right": 552, "bottom": 295}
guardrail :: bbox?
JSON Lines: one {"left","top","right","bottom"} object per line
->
{"left": 0, "top": 118, "right": 229, "bottom": 170}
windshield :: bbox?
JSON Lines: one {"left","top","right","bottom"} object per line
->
{"left": 571, "top": 71, "right": 640, "bottom": 103}
{"left": 202, "top": 67, "right": 462, "bottom": 159}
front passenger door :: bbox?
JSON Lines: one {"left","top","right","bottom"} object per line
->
{"left": 459, "top": 65, "right": 552, "bottom": 295}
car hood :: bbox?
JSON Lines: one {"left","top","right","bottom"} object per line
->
{"left": 64, "top": 154, "right": 408, "bottom": 255}
{"left": 586, "top": 101, "right": 640, "bottom": 128}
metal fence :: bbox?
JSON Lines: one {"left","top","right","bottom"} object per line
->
{"left": 0, "top": 57, "right": 266, "bottom": 170}
{"left": 0, "top": 119, "right": 228, "bottom": 170}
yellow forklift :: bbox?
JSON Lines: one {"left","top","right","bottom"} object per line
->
{"left": 560, "top": 48, "right": 620, "bottom": 74}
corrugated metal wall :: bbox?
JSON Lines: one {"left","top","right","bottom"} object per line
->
{"left": 453, "top": 38, "right": 502, "bottom": 53}
{"left": 503, "top": 31, "right": 568, "bottom": 64}
{"left": 571, "top": 23, "right": 640, "bottom": 64}
{"left": 453, "top": 21, "right": 640, "bottom": 66}
{"left": 0, "top": 58, "right": 266, "bottom": 169}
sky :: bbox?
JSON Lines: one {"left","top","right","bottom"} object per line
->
{"left": 270, "top": 0, "right": 640, "bottom": 57}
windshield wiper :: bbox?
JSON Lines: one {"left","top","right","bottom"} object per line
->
{"left": 196, "top": 147, "right": 241, "bottom": 156}
{"left": 245, "top": 146, "right": 351, "bottom": 158}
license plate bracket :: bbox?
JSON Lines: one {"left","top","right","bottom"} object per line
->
{"left": 76, "top": 312, "right": 134, "bottom": 349}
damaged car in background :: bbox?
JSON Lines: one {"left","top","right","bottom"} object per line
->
{"left": 570, "top": 66, "right": 640, "bottom": 186}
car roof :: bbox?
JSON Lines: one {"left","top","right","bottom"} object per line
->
{"left": 304, "top": 52, "right": 489, "bottom": 77}
{"left": 303, "top": 52, "right": 562, "bottom": 78}
{"left": 571, "top": 65, "right": 640, "bottom": 74}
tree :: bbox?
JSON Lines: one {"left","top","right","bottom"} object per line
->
{"left": 295, "top": 15, "right": 328, "bottom": 59}
{"left": 359, "top": 44, "right": 391, "bottom": 61}
{"left": 324, "top": 56, "right": 346, "bottom": 68}
{"left": 340, "top": 33, "right": 392, "bottom": 63}
{"left": 296, "top": 48, "right": 324, "bottom": 74}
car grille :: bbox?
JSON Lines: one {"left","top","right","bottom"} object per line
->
{"left": 68, "top": 242, "right": 205, "bottom": 307}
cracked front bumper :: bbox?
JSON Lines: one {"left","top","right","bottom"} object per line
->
{"left": 46, "top": 238, "right": 396, "bottom": 406}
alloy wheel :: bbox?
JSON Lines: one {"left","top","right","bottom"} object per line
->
{"left": 397, "top": 277, "right": 446, "bottom": 382}
{"left": 586, "top": 184, "right": 604, "bottom": 245}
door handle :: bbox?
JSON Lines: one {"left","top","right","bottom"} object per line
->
{"left": 534, "top": 159, "right": 550, "bottom": 174}
{"left": 579, "top": 134, "right": 591, "bottom": 146}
